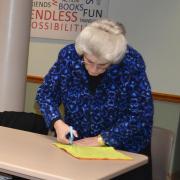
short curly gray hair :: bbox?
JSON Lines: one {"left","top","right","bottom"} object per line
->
{"left": 75, "top": 19, "right": 127, "bottom": 64}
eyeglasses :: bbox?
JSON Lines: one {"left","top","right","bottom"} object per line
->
{"left": 83, "top": 56, "right": 110, "bottom": 71}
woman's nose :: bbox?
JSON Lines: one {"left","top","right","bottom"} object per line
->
{"left": 90, "top": 64, "right": 99, "bottom": 73}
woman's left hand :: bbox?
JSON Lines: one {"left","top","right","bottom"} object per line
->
{"left": 73, "top": 136, "right": 100, "bottom": 146}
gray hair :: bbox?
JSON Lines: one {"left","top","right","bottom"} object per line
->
{"left": 75, "top": 19, "right": 127, "bottom": 64}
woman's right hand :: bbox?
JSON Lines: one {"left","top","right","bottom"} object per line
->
{"left": 54, "top": 120, "right": 78, "bottom": 144}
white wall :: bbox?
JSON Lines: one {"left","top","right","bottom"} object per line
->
{"left": 28, "top": 38, "right": 68, "bottom": 77}
{"left": 28, "top": 0, "right": 180, "bottom": 95}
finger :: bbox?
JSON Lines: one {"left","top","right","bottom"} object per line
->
{"left": 73, "top": 139, "right": 87, "bottom": 146}
{"left": 57, "top": 136, "right": 70, "bottom": 145}
{"left": 73, "top": 141, "right": 82, "bottom": 146}
{"left": 74, "top": 142, "right": 86, "bottom": 146}
{"left": 73, "top": 130, "right": 78, "bottom": 138}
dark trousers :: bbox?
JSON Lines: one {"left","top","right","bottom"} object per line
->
{"left": 111, "top": 145, "right": 152, "bottom": 180}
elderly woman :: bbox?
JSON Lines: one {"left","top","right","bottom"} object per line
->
{"left": 36, "top": 19, "right": 153, "bottom": 180}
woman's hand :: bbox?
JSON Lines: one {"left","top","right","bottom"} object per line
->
{"left": 54, "top": 120, "right": 78, "bottom": 144}
{"left": 73, "top": 136, "right": 100, "bottom": 146}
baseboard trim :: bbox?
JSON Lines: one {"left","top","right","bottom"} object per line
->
{"left": 152, "top": 92, "right": 180, "bottom": 103}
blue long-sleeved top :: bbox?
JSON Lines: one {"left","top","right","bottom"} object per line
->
{"left": 36, "top": 44, "right": 153, "bottom": 152}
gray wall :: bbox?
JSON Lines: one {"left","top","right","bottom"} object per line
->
{"left": 108, "top": 0, "right": 180, "bottom": 95}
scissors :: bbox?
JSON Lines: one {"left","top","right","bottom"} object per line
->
{"left": 68, "top": 126, "right": 74, "bottom": 145}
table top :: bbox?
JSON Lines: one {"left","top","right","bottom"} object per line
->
{"left": 0, "top": 126, "right": 148, "bottom": 180}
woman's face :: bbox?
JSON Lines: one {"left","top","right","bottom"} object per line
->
{"left": 83, "top": 54, "right": 110, "bottom": 76}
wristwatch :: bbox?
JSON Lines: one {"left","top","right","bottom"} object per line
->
{"left": 97, "top": 135, "right": 105, "bottom": 146}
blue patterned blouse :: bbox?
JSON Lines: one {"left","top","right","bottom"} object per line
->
{"left": 36, "top": 44, "right": 153, "bottom": 152}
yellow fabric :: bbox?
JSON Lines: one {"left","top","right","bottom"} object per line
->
{"left": 53, "top": 143, "right": 133, "bottom": 160}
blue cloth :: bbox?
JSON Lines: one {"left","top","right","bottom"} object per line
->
{"left": 36, "top": 44, "right": 153, "bottom": 152}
